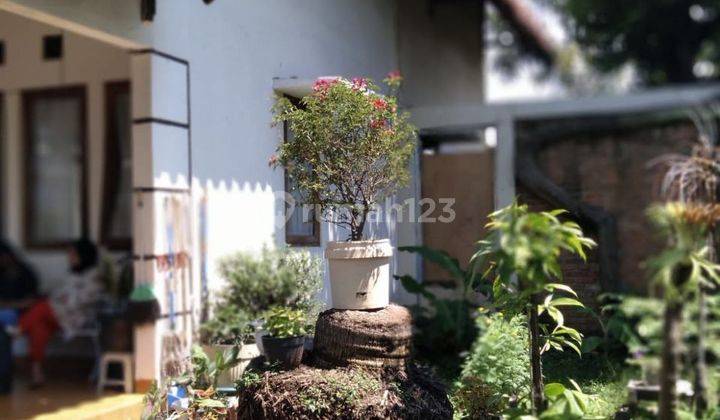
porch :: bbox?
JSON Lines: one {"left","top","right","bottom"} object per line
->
{"left": 0, "top": 3, "right": 196, "bottom": 409}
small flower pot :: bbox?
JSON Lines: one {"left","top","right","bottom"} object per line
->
{"left": 261, "top": 335, "right": 304, "bottom": 369}
{"left": 325, "top": 239, "right": 393, "bottom": 310}
{"left": 202, "top": 343, "right": 261, "bottom": 387}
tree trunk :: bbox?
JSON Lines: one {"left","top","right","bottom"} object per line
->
{"left": 694, "top": 232, "right": 715, "bottom": 416}
{"left": 528, "top": 294, "right": 545, "bottom": 414}
{"left": 694, "top": 288, "right": 709, "bottom": 416}
{"left": 659, "top": 300, "right": 682, "bottom": 420}
{"left": 659, "top": 264, "right": 690, "bottom": 420}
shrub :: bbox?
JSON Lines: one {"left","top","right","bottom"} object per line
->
{"left": 453, "top": 312, "right": 530, "bottom": 418}
{"left": 395, "top": 246, "right": 486, "bottom": 377}
{"left": 199, "top": 302, "right": 252, "bottom": 344}
{"left": 271, "top": 74, "right": 416, "bottom": 240}
{"left": 200, "top": 248, "right": 322, "bottom": 344}
{"left": 264, "top": 307, "right": 307, "bottom": 338}
{"left": 216, "top": 247, "right": 322, "bottom": 319}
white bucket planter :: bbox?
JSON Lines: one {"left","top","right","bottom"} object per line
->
{"left": 202, "top": 343, "right": 261, "bottom": 387}
{"left": 325, "top": 239, "right": 393, "bottom": 310}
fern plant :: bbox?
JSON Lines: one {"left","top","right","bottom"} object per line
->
{"left": 472, "top": 201, "right": 595, "bottom": 414}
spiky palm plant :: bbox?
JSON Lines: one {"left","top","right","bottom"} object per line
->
{"left": 647, "top": 203, "right": 720, "bottom": 420}
{"left": 651, "top": 109, "right": 720, "bottom": 415}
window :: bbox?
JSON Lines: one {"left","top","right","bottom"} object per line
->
{"left": 284, "top": 96, "right": 320, "bottom": 246}
{"left": 23, "top": 86, "right": 87, "bottom": 248}
{"left": 42, "top": 35, "right": 63, "bottom": 60}
{"left": 101, "top": 81, "right": 132, "bottom": 250}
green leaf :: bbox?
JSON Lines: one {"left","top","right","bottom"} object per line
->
{"left": 394, "top": 274, "right": 435, "bottom": 301}
{"left": 580, "top": 336, "right": 603, "bottom": 354}
{"left": 398, "top": 246, "right": 465, "bottom": 281}
{"left": 544, "top": 382, "right": 566, "bottom": 398}
{"left": 549, "top": 297, "right": 585, "bottom": 308}
{"left": 544, "top": 283, "right": 578, "bottom": 297}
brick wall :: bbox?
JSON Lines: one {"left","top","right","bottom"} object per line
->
{"left": 516, "top": 119, "right": 698, "bottom": 331}
{"left": 517, "top": 184, "right": 602, "bottom": 332}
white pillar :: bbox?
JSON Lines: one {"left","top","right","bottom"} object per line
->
{"left": 494, "top": 116, "right": 515, "bottom": 209}
{"left": 130, "top": 49, "right": 192, "bottom": 392}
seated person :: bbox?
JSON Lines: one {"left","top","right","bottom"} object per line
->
{"left": 0, "top": 240, "right": 39, "bottom": 329}
{"left": 18, "top": 239, "right": 102, "bottom": 387}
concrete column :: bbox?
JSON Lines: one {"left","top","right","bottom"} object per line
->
{"left": 494, "top": 116, "right": 516, "bottom": 210}
{"left": 130, "top": 49, "right": 192, "bottom": 392}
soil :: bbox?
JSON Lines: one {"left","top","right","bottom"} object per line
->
{"left": 237, "top": 365, "right": 452, "bottom": 420}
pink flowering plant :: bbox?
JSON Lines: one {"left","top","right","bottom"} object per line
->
{"left": 271, "top": 73, "right": 415, "bottom": 241}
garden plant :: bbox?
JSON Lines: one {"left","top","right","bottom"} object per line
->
{"left": 646, "top": 202, "right": 720, "bottom": 419}
{"left": 473, "top": 201, "right": 596, "bottom": 414}
{"left": 271, "top": 73, "right": 415, "bottom": 241}
{"left": 201, "top": 247, "right": 322, "bottom": 344}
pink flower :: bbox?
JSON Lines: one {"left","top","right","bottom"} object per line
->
{"left": 351, "top": 77, "right": 368, "bottom": 90}
{"left": 372, "top": 98, "right": 388, "bottom": 110}
{"left": 312, "top": 77, "right": 339, "bottom": 93}
{"left": 370, "top": 119, "right": 388, "bottom": 129}
{"left": 268, "top": 154, "right": 279, "bottom": 167}
{"left": 385, "top": 70, "right": 403, "bottom": 85}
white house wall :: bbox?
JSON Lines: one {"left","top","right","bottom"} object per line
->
{"left": 0, "top": 11, "right": 130, "bottom": 291}
{"left": 1, "top": 0, "right": 400, "bottom": 296}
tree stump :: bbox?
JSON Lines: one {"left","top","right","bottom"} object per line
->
{"left": 313, "top": 304, "right": 413, "bottom": 370}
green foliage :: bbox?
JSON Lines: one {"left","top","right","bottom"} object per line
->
{"left": 236, "top": 369, "right": 263, "bottom": 391}
{"left": 395, "top": 246, "right": 482, "bottom": 367}
{"left": 647, "top": 202, "right": 720, "bottom": 302}
{"left": 264, "top": 307, "right": 307, "bottom": 338}
{"left": 201, "top": 247, "right": 322, "bottom": 343}
{"left": 183, "top": 345, "right": 241, "bottom": 390}
{"left": 453, "top": 313, "right": 531, "bottom": 418}
{"left": 538, "top": 380, "right": 604, "bottom": 420}
{"left": 543, "top": 352, "right": 632, "bottom": 419}
{"left": 272, "top": 75, "right": 416, "bottom": 240}
{"left": 298, "top": 371, "right": 381, "bottom": 414}
{"left": 595, "top": 293, "right": 663, "bottom": 357}
{"left": 473, "top": 202, "right": 595, "bottom": 352}
{"left": 396, "top": 245, "right": 487, "bottom": 296}
{"left": 538, "top": 292, "right": 585, "bottom": 355}
{"left": 199, "top": 303, "right": 253, "bottom": 345}
{"left": 544, "top": 0, "right": 720, "bottom": 85}
{"left": 474, "top": 203, "right": 595, "bottom": 309}
{"left": 142, "top": 346, "right": 240, "bottom": 419}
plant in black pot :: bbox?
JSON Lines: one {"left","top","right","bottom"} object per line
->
{"left": 261, "top": 307, "right": 307, "bottom": 370}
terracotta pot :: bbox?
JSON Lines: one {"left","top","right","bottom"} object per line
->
{"left": 202, "top": 343, "right": 261, "bottom": 387}
{"left": 325, "top": 239, "right": 392, "bottom": 310}
{"left": 261, "top": 336, "right": 304, "bottom": 369}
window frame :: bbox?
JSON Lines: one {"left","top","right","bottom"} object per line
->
{"left": 22, "top": 85, "right": 88, "bottom": 250}
{"left": 283, "top": 95, "right": 321, "bottom": 247}
{"left": 101, "top": 80, "right": 132, "bottom": 251}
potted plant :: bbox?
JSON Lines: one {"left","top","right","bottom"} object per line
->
{"left": 261, "top": 307, "right": 307, "bottom": 369}
{"left": 199, "top": 304, "right": 258, "bottom": 388}
{"left": 272, "top": 73, "right": 416, "bottom": 310}
{"left": 201, "top": 247, "right": 322, "bottom": 360}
